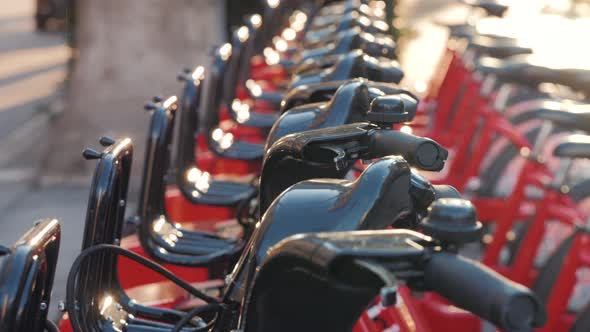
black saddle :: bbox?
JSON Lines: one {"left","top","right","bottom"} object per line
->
{"left": 462, "top": 0, "right": 509, "bottom": 17}
{"left": 475, "top": 56, "right": 590, "bottom": 95}
{"left": 435, "top": 21, "right": 514, "bottom": 42}
{"left": 535, "top": 102, "right": 590, "bottom": 133}
{"left": 553, "top": 135, "right": 590, "bottom": 159}
{"left": 467, "top": 35, "right": 532, "bottom": 59}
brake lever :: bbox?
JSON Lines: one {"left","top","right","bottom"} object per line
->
{"left": 354, "top": 259, "right": 399, "bottom": 307}
{"left": 321, "top": 145, "right": 347, "bottom": 171}
{"left": 312, "top": 141, "right": 367, "bottom": 171}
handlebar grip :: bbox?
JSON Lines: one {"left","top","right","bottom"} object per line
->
{"left": 432, "top": 185, "right": 461, "bottom": 199}
{"left": 370, "top": 131, "right": 448, "bottom": 171}
{"left": 424, "top": 252, "right": 546, "bottom": 330}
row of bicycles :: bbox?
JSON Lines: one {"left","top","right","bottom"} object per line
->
{"left": 2, "top": 0, "right": 590, "bottom": 330}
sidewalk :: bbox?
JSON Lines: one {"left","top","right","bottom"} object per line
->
{"left": 0, "top": 183, "right": 88, "bottom": 319}
{"left": 0, "top": 0, "right": 76, "bottom": 320}
{"left": 0, "top": 0, "right": 68, "bottom": 173}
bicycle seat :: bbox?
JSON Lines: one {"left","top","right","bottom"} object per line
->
{"left": 462, "top": 0, "right": 509, "bottom": 17}
{"left": 444, "top": 23, "right": 477, "bottom": 38}
{"left": 535, "top": 102, "right": 590, "bottom": 133}
{"left": 435, "top": 21, "right": 515, "bottom": 42}
{"left": 468, "top": 35, "right": 532, "bottom": 59}
{"left": 290, "top": 50, "right": 404, "bottom": 89}
{"left": 553, "top": 135, "right": 590, "bottom": 159}
{"left": 475, "top": 57, "right": 590, "bottom": 95}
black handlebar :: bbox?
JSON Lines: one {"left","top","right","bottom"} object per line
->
{"left": 370, "top": 130, "right": 448, "bottom": 171}
{"left": 424, "top": 252, "right": 546, "bottom": 331}
{"left": 247, "top": 230, "right": 545, "bottom": 332}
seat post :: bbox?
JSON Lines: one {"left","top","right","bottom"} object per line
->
{"left": 492, "top": 83, "right": 514, "bottom": 111}
{"left": 478, "top": 73, "right": 497, "bottom": 97}
{"left": 531, "top": 120, "right": 554, "bottom": 160}
{"left": 550, "top": 158, "right": 573, "bottom": 191}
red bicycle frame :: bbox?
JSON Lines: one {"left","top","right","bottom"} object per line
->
{"left": 540, "top": 230, "right": 590, "bottom": 331}
{"left": 507, "top": 188, "right": 582, "bottom": 285}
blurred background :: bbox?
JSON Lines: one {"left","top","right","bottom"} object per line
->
{"left": 0, "top": 0, "right": 589, "bottom": 320}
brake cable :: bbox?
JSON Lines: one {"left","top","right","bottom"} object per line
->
{"left": 236, "top": 188, "right": 259, "bottom": 228}
{"left": 171, "top": 303, "right": 223, "bottom": 332}
{"left": 66, "top": 244, "right": 223, "bottom": 332}
{"left": 231, "top": 174, "right": 260, "bottom": 229}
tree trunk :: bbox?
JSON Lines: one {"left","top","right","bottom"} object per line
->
{"left": 42, "top": 0, "right": 224, "bottom": 186}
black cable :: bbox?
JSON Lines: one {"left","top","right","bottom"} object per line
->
{"left": 236, "top": 196, "right": 257, "bottom": 227}
{"left": 45, "top": 318, "right": 60, "bottom": 332}
{"left": 352, "top": 165, "right": 365, "bottom": 173}
{"left": 236, "top": 188, "right": 258, "bottom": 227}
{"left": 236, "top": 196, "right": 251, "bottom": 227}
{"left": 171, "top": 303, "right": 223, "bottom": 332}
{"left": 66, "top": 244, "right": 220, "bottom": 332}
